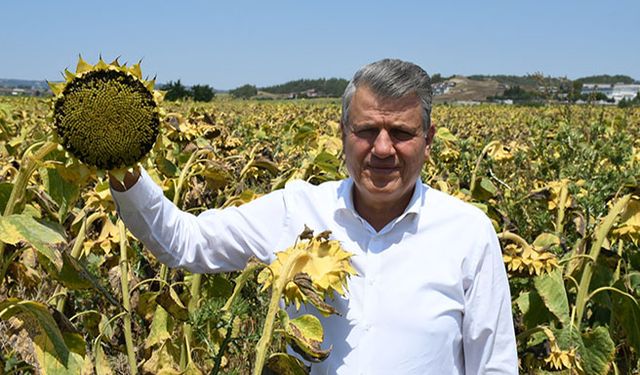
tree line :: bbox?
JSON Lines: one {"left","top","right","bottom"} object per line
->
{"left": 160, "top": 74, "right": 638, "bottom": 103}
{"left": 227, "top": 78, "right": 349, "bottom": 100}
{"left": 161, "top": 78, "right": 348, "bottom": 101}
{"left": 258, "top": 78, "right": 348, "bottom": 97}
{"left": 160, "top": 80, "right": 216, "bottom": 102}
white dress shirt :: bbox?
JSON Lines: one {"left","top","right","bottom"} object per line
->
{"left": 111, "top": 168, "right": 518, "bottom": 374}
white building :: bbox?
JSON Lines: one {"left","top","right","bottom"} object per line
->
{"left": 432, "top": 81, "right": 455, "bottom": 96}
{"left": 612, "top": 84, "right": 640, "bottom": 102}
{"left": 581, "top": 83, "right": 614, "bottom": 97}
{"left": 581, "top": 83, "right": 640, "bottom": 103}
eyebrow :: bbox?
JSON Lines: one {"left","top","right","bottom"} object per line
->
{"left": 351, "top": 123, "right": 417, "bottom": 132}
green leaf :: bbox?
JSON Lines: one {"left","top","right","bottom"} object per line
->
{"left": 136, "top": 291, "right": 159, "bottom": 320}
{"left": 0, "top": 214, "right": 65, "bottom": 264}
{"left": 534, "top": 268, "right": 570, "bottom": 326}
{"left": 580, "top": 326, "right": 615, "bottom": 375}
{"left": 62, "top": 331, "right": 87, "bottom": 358}
{"left": 611, "top": 280, "right": 640, "bottom": 354}
{"left": 145, "top": 305, "right": 173, "bottom": 349}
{"left": 0, "top": 182, "right": 13, "bottom": 213}
{"left": 155, "top": 156, "right": 179, "bottom": 178}
{"left": 293, "top": 125, "right": 315, "bottom": 145}
{"left": 35, "top": 331, "right": 92, "bottom": 374}
{"left": 266, "top": 353, "right": 310, "bottom": 375}
{"left": 630, "top": 251, "right": 640, "bottom": 271}
{"left": 182, "top": 361, "right": 204, "bottom": 375}
{"left": 553, "top": 325, "right": 615, "bottom": 375}
{"left": 515, "top": 290, "right": 555, "bottom": 329}
{"left": 201, "top": 162, "right": 231, "bottom": 191}
{"left": 284, "top": 314, "right": 331, "bottom": 363}
{"left": 479, "top": 177, "right": 497, "bottom": 195}
{"left": 141, "top": 341, "right": 180, "bottom": 375}
{"left": 204, "top": 274, "right": 234, "bottom": 299}
{"left": 589, "top": 262, "right": 616, "bottom": 308}
{"left": 628, "top": 272, "right": 640, "bottom": 295}
{"left": 156, "top": 285, "right": 189, "bottom": 321}
{"left": 54, "top": 251, "right": 121, "bottom": 308}
{"left": 313, "top": 151, "right": 341, "bottom": 172}
{"left": 41, "top": 166, "right": 80, "bottom": 221}
{"left": 94, "top": 343, "right": 113, "bottom": 375}
{"left": 57, "top": 252, "right": 93, "bottom": 290}
{"left": 532, "top": 232, "right": 560, "bottom": 250}
{"left": 435, "top": 127, "right": 458, "bottom": 142}
{"left": 98, "top": 313, "right": 115, "bottom": 341}
{"left": 0, "top": 298, "right": 69, "bottom": 366}
{"left": 471, "top": 177, "right": 497, "bottom": 201}
{"left": 250, "top": 158, "right": 280, "bottom": 175}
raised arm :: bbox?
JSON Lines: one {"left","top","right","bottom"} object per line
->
{"left": 109, "top": 168, "right": 287, "bottom": 273}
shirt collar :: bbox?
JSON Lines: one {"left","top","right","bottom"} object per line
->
{"left": 336, "top": 178, "right": 426, "bottom": 223}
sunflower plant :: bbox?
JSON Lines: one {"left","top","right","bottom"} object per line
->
{"left": 0, "top": 56, "right": 164, "bottom": 375}
{"left": 252, "top": 227, "right": 356, "bottom": 375}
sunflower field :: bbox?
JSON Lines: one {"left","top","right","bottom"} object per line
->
{"left": 1, "top": 84, "right": 640, "bottom": 374}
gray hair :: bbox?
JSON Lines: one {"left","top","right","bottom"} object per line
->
{"left": 341, "top": 58, "right": 433, "bottom": 133}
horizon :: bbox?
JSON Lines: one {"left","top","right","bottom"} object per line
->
{"left": 2, "top": 1, "right": 639, "bottom": 90}
{"left": 2, "top": 73, "right": 639, "bottom": 92}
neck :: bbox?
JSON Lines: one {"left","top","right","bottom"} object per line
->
{"left": 353, "top": 187, "right": 415, "bottom": 232}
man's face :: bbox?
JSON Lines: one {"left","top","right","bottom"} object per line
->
{"left": 342, "top": 85, "right": 433, "bottom": 210}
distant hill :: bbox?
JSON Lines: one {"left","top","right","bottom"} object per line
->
{"left": 0, "top": 79, "right": 49, "bottom": 90}
{"left": 433, "top": 76, "right": 505, "bottom": 103}
{"left": 467, "top": 74, "right": 570, "bottom": 90}
{"left": 574, "top": 75, "right": 636, "bottom": 84}
{"left": 1, "top": 73, "right": 637, "bottom": 100}
{"left": 259, "top": 78, "right": 348, "bottom": 97}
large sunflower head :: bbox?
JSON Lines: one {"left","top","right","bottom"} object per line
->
{"left": 49, "top": 56, "right": 162, "bottom": 170}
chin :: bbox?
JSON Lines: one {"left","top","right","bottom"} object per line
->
{"left": 363, "top": 181, "right": 402, "bottom": 196}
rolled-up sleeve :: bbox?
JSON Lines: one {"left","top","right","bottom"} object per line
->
{"left": 462, "top": 221, "right": 518, "bottom": 374}
{"left": 110, "top": 168, "right": 288, "bottom": 273}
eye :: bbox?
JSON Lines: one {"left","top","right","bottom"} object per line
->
{"left": 390, "top": 129, "right": 415, "bottom": 141}
{"left": 353, "top": 128, "right": 379, "bottom": 139}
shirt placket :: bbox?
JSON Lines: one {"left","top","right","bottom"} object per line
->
{"left": 359, "top": 229, "right": 382, "bottom": 374}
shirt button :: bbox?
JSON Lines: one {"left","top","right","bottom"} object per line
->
{"left": 368, "top": 278, "right": 375, "bottom": 286}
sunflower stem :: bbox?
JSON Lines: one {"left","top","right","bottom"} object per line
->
{"left": 118, "top": 219, "right": 138, "bottom": 375}
{"left": 555, "top": 180, "right": 569, "bottom": 235}
{"left": 2, "top": 141, "right": 57, "bottom": 217}
{"left": 180, "top": 273, "right": 201, "bottom": 369}
{"left": 174, "top": 149, "right": 208, "bottom": 206}
{"left": 573, "top": 194, "right": 630, "bottom": 330}
{"left": 223, "top": 260, "right": 265, "bottom": 312}
{"left": 55, "top": 212, "right": 103, "bottom": 312}
{"left": 0, "top": 141, "right": 57, "bottom": 286}
{"left": 174, "top": 149, "right": 207, "bottom": 369}
{"left": 469, "top": 140, "right": 498, "bottom": 195}
{"left": 253, "top": 251, "right": 304, "bottom": 375}
{"left": 497, "top": 231, "right": 532, "bottom": 251}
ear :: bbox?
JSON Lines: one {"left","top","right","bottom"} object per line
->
{"left": 340, "top": 119, "right": 347, "bottom": 142}
{"left": 424, "top": 121, "right": 436, "bottom": 158}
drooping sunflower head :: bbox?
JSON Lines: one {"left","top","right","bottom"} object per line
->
{"left": 259, "top": 230, "right": 357, "bottom": 313}
{"left": 49, "top": 57, "right": 162, "bottom": 170}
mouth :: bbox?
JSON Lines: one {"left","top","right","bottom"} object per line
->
{"left": 366, "top": 164, "right": 399, "bottom": 174}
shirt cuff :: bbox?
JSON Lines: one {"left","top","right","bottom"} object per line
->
{"left": 110, "top": 168, "right": 163, "bottom": 215}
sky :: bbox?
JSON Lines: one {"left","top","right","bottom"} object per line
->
{"left": 2, "top": 1, "right": 638, "bottom": 90}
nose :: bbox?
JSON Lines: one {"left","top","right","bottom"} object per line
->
{"left": 371, "top": 129, "right": 395, "bottom": 158}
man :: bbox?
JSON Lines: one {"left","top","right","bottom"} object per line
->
{"left": 110, "top": 59, "right": 517, "bottom": 374}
